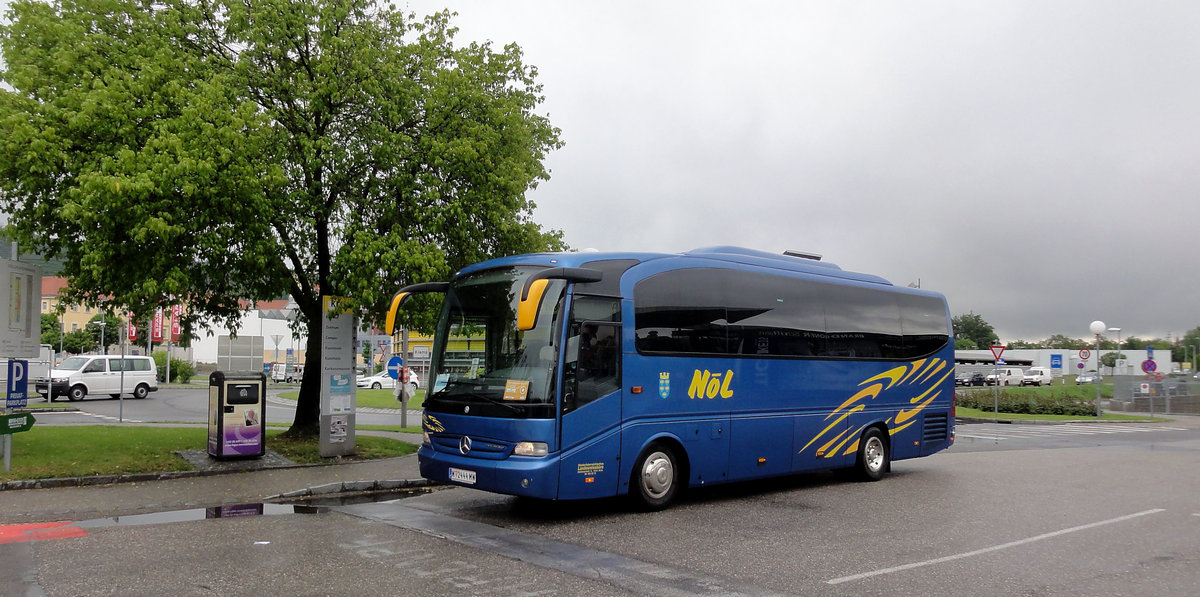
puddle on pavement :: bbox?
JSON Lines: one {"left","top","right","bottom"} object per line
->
{"left": 73, "top": 487, "right": 432, "bottom": 529}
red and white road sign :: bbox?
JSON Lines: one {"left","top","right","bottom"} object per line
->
{"left": 1079, "top": 349, "right": 1091, "bottom": 360}
{"left": 990, "top": 345, "right": 1005, "bottom": 361}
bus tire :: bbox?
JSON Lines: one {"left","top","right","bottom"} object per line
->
{"left": 631, "top": 443, "right": 681, "bottom": 511}
{"left": 854, "top": 427, "right": 889, "bottom": 481}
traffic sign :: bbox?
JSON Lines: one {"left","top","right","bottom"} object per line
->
{"left": 0, "top": 413, "right": 35, "bottom": 435}
{"left": 386, "top": 355, "right": 404, "bottom": 380}
{"left": 1079, "top": 349, "right": 1091, "bottom": 360}
{"left": 6, "top": 359, "right": 28, "bottom": 409}
{"left": 990, "top": 345, "right": 1005, "bottom": 361}
{"left": 1146, "top": 346, "right": 1154, "bottom": 360}
{"left": 1141, "top": 359, "right": 1157, "bottom": 373}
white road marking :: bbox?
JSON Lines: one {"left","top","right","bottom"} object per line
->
{"left": 827, "top": 509, "right": 1166, "bottom": 585}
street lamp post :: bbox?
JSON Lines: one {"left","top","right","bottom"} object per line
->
{"left": 90, "top": 321, "right": 107, "bottom": 355}
{"left": 1089, "top": 321, "right": 1106, "bottom": 417}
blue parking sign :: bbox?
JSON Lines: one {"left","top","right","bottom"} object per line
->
{"left": 6, "top": 359, "right": 28, "bottom": 409}
{"left": 1050, "top": 354, "right": 1063, "bottom": 369}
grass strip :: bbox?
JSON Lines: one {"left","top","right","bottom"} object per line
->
{"left": 0, "top": 426, "right": 417, "bottom": 482}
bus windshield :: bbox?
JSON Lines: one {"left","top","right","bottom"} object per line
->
{"left": 425, "top": 266, "right": 565, "bottom": 419}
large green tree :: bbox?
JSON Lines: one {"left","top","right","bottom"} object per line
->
{"left": 952, "top": 312, "right": 998, "bottom": 350}
{"left": 0, "top": 0, "right": 564, "bottom": 435}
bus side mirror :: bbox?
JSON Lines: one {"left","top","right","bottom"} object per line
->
{"left": 516, "top": 267, "right": 603, "bottom": 331}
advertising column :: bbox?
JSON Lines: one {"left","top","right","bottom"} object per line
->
{"left": 320, "top": 296, "right": 356, "bottom": 457}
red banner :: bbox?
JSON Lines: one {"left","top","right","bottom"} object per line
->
{"left": 171, "top": 304, "right": 182, "bottom": 342}
{"left": 152, "top": 308, "right": 163, "bottom": 342}
{"left": 128, "top": 320, "right": 138, "bottom": 342}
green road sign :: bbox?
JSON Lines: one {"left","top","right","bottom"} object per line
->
{"left": 0, "top": 413, "right": 36, "bottom": 435}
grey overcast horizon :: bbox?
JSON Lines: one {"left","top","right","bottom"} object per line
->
{"left": 5, "top": 1, "right": 1199, "bottom": 344}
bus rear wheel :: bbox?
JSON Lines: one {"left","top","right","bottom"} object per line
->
{"left": 854, "top": 427, "right": 889, "bottom": 481}
{"left": 631, "top": 443, "right": 680, "bottom": 511}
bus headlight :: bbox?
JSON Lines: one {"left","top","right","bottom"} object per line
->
{"left": 513, "top": 442, "right": 548, "bottom": 457}
{"left": 422, "top": 430, "right": 430, "bottom": 445}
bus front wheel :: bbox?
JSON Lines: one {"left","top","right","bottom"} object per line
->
{"left": 631, "top": 443, "right": 680, "bottom": 511}
{"left": 854, "top": 427, "right": 889, "bottom": 481}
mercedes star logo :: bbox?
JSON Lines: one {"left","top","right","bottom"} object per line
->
{"left": 459, "top": 435, "right": 472, "bottom": 455}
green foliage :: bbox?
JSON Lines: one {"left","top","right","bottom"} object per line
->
{"left": 40, "top": 313, "right": 62, "bottom": 346}
{"left": 1, "top": 0, "right": 565, "bottom": 431}
{"left": 152, "top": 352, "right": 194, "bottom": 383}
{"left": 956, "top": 387, "right": 1099, "bottom": 416}
{"left": 1007, "top": 339, "right": 1042, "bottom": 349}
{"left": 1099, "top": 352, "right": 1126, "bottom": 371}
{"left": 86, "top": 312, "right": 124, "bottom": 351}
{"left": 952, "top": 312, "right": 997, "bottom": 349}
{"left": 1044, "top": 334, "right": 1087, "bottom": 350}
{"left": 61, "top": 328, "right": 94, "bottom": 354}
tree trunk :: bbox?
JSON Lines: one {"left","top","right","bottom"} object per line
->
{"left": 283, "top": 305, "right": 323, "bottom": 438}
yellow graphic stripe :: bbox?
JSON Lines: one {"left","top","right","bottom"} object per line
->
{"left": 918, "top": 359, "right": 948, "bottom": 384}
{"left": 898, "top": 359, "right": 928, "bottom": 385}
{"left": 802, "top": 405, "right": 863, "bottom": 453}
{"left": 799, "top": 359, "right": 951, "bottom": 458}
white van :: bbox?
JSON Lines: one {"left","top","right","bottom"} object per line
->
{"left": 1021, "top": 367, "right": 1053, "bottom": 387}
{"left": 986, "top": 367, "right": 1025, "bottom": 386}
{"left": 271, "top": 363, "right": 304, "bottom": 383}
{"left": 36, "top": 355, "right": 158, "bottom": 402}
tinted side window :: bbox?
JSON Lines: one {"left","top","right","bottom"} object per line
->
{"left": 636, "top": 268, "right": 949, "bottom": 360}
{"left": 634, "top": 269, "right": 730, "bottom": 354}
{"left": 822, "top": 284, "right": 902, "bottom": 359}
{"left": 897, "top": 293, "right": 951, "bottom": 357}
{"left": 726, "top": 272, "right": 825, "bottom": 357}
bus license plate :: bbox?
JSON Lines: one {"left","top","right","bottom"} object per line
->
{"left": 449, "top": 467, "right": 476, "bottom": 485}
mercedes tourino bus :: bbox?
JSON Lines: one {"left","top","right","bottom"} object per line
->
{"left": 388, "top": 246, "right": 955, "bottom": 510}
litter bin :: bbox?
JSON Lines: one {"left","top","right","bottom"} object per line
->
{"left": 208, "top": 371, "right": 266, "bottom": 459}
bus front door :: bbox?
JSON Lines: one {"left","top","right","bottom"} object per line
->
{"left": 557, "top": 321, "right": 622, "bottom": 499}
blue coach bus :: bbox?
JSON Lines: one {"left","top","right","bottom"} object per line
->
{"left": 387, "top": 246, "right": 955, "bottom": 509}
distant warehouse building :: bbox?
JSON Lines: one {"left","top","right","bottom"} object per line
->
{"left": 955, "top": 348, "right": 1157, "bottom": 377}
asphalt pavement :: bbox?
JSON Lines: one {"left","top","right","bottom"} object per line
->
{"left": 0, "top": 449, "right": 429, "bottom": 525}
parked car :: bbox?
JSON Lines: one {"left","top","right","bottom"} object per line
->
{"left": 1076, "top": 371, "right": 1102, "bottom": 385}
{"left": 967, "top": 372, "right": 986, "bottom": 386}
{"left": 356, "top": 368, "right": 419, "bottom": 391}
{"left": 956, "top": 371, "right": 986, "bottom": 386}
{"left": 956, "top": 372, "right": 973, "bottom": 386}
{"left": 1021, "top": 367, "right": 1053, "bottom": 387}
{"left": 35, "top": 355, "right": 158, "bottom": 402}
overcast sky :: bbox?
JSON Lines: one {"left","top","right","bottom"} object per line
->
{"left": 399, "top": 0, "right": 1200, "bottom": 344}
{"left": 4, "top": 1, "right": 1199, "bottom": 345}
